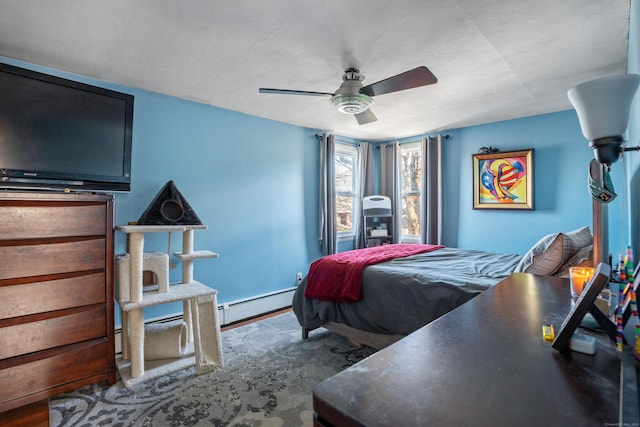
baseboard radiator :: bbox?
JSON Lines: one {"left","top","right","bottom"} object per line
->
{"left": 114, "top": 287, "right": 297, "bottom": 354}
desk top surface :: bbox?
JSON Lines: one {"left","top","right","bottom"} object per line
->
{"left": 313, "top": 273, "right": 623, "bottom": 427}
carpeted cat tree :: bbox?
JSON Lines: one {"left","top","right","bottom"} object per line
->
{"left": 115, "top": 181, "right": 223, "bottom": 387}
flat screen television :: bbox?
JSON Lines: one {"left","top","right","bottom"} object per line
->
{"left": 0, "top": 62, "right": 134, "bottom": 192}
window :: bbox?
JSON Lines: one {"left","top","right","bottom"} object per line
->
{"left": 335, "top": 143, "right": 358, "bottom": 237}
{"left": 400, "top": 141, "right": 422, "bottom": 241}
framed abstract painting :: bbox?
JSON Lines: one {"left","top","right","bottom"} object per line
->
{"left": 472, "top": 149, "right": 534, "bottom": 210}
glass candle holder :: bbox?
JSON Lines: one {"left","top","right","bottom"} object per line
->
{"left": 569, "top": 266, "right": 595, "bottom": 299}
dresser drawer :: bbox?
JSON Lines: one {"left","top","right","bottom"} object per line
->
{"left": 0, "top": 273, "right": 106, "bottom": 320}
{"left": 0, "top": 238, "right": 106, "bottom": 281}
{"left": 0, "top": 340, "right": 110, "bottom": 412}
{"left": 0, "top": 305, "right": 106, "bottom": 359}
{"left": 0, "top": 203, "right": 106, "bottom": 240}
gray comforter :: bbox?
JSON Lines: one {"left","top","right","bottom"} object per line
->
{"left": 292, "top": 247, "right": 522, "bottom": 336}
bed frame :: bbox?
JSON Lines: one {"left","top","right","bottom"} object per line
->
{"left": 303, "top": 322, "right": 403, "bottom": 350}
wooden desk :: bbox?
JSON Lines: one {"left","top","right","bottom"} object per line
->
{"left": 313, "top": 273, "right": 636, "bottom": 426}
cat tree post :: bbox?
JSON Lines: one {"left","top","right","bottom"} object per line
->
{"left": 127, "top": 231, "right": 146, "bottom": 378}
{"left": 182, "top": 229, "right": 195, "bottom": 341}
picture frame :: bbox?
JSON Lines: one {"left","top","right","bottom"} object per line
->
{"left": 552, "top": 262, "right": 611, "bottom": 352}
{"left": 472, "top": 149, "right": 534, "bottom": 210}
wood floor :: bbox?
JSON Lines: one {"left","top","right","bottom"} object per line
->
{"left": 220, "top": 307, "right": 292, "bottom": 332}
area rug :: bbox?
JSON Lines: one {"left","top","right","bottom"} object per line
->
{"left": 50, "top": 311, "right": 377, "bottom": 426}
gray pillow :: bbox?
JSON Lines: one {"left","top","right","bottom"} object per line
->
{"left": 561, "top": 226, "right": 593, "bottom": 260}
{"left": 514, "top": 226, "right": 593, "bottom": 276}
{"left": 514, "top": 233, "right": 564, "bottom": 275}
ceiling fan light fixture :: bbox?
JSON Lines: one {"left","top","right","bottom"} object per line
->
{"left": 330, "top": 93, "right": 374, "bottom": 114}
{"left": 330, "top": 76, "right": 373, "bottom": 114}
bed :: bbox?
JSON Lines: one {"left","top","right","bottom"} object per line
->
{"left": 293, "top": 226, "right": 594, "bottom": 349}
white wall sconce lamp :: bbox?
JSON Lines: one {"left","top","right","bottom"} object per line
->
{"left": 568, "top": 74, "right": 640, "bottom": 168}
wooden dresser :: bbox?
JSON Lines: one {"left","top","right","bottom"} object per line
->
{"left": 0, "top": 191, "right": 116, "bottom": 426}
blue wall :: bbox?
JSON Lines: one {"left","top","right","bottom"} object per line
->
{"left": 115, "top": 91, "right": 324, "bottom": 321}
{"left": 388, "top": 111, "right": 611, "bottom": 255}
{"left": 444, "top": 111, "right": 611, "bottom": 255}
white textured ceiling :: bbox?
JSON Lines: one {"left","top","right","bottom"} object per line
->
{"left": 0, "top": 0, "right": 631, "bottom": 141}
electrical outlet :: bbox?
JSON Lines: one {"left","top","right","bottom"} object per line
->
{"left": 296, "top": 272, "right": 303, "bottom": 285}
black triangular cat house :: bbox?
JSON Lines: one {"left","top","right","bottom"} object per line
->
{"left": 137, "top": 181, "right": 202, "bottom": 225}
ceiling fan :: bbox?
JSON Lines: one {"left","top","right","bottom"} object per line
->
{"left": 259, "top": 66, "right": 437, "bottom": 125}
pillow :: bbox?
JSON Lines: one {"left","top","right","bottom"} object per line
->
{"left": 554, "top": 244, "right": 594, "bottom": 278}
{"left": 561, "top": 226, "right": 593, "bottom": 261}
{"left": 514, "top": 233, "right": 565, "bottom": 275}
{"left": 513, "top": 226, "right": 593, "bottom": 276}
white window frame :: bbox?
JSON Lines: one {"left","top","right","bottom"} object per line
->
{"left": 400, "top": 141, "right": 422, "bottom": 243}
{"left": 335, "top": 142, "right": 358, "bottom": 242}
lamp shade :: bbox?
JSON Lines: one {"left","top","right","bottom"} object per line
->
{"left": 568, "top": 74, "right": 640, "bottom": 142}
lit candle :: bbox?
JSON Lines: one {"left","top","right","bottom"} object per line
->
{"left": 569, "top": 267, "right": 595, "bottom": 298}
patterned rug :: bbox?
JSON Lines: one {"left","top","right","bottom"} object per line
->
{"left": 50, "top": 311, "right": 377, "bottom": 426}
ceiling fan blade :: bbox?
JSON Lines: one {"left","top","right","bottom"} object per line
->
{"left": 355, "top": 109, "right": 377, "bottom": 125}
{"left": 259, "top": 88, "right": 333, "bottom": 97}
{"left": 360, "top": 66, "right": 437, "bottom": 97}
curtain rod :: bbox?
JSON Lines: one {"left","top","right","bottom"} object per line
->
{"left": 317, "top": 133, "right": 450, "bottom": 141}
{"left": 378, "top": 134, "right": 451, "bottom": 147}
{"left": 315, "top": 133, "right": 360, "bottom": 146}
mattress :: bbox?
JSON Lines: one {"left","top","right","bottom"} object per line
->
{"left": 293, "top": 247, "right": 522, "bottom": 336}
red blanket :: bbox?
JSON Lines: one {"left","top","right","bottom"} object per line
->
{"left": 304, "top": 244, "right": 444, "bottom": 302}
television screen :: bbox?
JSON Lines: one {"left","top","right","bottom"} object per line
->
{"left": 0, "top": 62, "right": 133, "bottom": 192}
